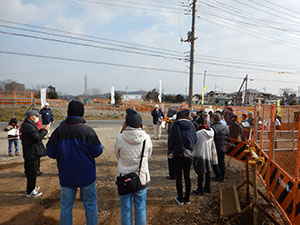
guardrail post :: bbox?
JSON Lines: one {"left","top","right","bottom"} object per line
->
{"left": 292, "top": 114, "right": 300, "bottom": 223}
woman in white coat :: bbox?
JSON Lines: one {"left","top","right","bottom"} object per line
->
{"left": 115, "top": 109, "right": 152, "bottom": 225}
{"left": 193, "top": 117, "right": 216, "bottom": 195}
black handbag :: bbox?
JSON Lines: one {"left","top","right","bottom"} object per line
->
{"left": 177, "top": 125, "right": 194, "bottom": 160}
{"left": 116, "top": 140, "right": 146, "bottom": 195}
{"left": 36, "top": 145, "right": 47, "bottom": 157}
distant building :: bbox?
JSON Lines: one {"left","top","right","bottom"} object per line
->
{"left": 206, "top": 91, "right": 227, "bottom": 105}
{"left": 122, "top": 91, "right": 143, "bottom": 102}
{"left": 215, "top": 95, "right": 233, "bottom": 106}
{"left": 192, "top": 94, "right": 201, "bottom": 104}
{"left": 228, "top": 89, "right": 272, "bottom": 106}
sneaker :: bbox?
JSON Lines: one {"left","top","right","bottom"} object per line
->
{"left": 184, "top": 200, "right": 191, "bottom": 205}
{"left": 9, "top": 153, "right": 13, "bottom": 157}
{"left": 26, "top": 189, "right": 42, "bottom": 198}
{"left": 175, "top": 197, "right": 184, "bottom": 206}
{"left": 35, "top": 186, "right": 40, "bottom": 192}
{"left": 25, "top": 186, "right": 40, "bottom": 194}
{"left": 15, "top": 152, "right": 20, "bottom": 156}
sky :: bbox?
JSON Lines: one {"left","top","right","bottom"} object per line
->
{"left": 1, "top": 0, "right": 300, "bottom": 96}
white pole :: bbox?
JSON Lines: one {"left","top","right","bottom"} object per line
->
{"left": 158, "top": 79, "right": 162, "bottom": 103}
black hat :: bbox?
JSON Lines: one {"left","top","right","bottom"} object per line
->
{"left": 68, "top": 100, "right": 84, "bottom": 117}
{"left": 125, "top": 108, "right": 142, "bottom": 128}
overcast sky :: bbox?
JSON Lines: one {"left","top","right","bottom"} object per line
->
{"left": 1, "top": 0, "right": 300, "bottom": 96}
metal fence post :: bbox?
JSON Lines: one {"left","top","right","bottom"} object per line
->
{"left": 267, "top": 104, "right": 276, "bottom": 199}
{"left": 292, "top": 115, "right": 300, "bottom": 223}
{"left": 253, "top": 104, "right": 258, "bottom": 143}
{"left": 259, "top": 105, "right": 266, "bottom": 156}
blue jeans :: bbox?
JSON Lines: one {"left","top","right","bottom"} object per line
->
{"left": 120, "top": 187, "right": 147, "bottom": 225}
{"left": 60, "top": 182, "right": 97, "bottom": 225}
{"left": 8, "top": 139, "right": 19, "bottom": 154}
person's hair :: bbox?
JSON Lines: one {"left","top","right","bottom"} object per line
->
{"left": 214, "top": 113, "right": 221, "bottom": 122}
{"left": 9, "top": 118, "right": 17, "bottom": 125}
{"left": 227, "top": 107, "right": 233, "bottom": 112}
{"left": 177, "top": 109, "right": 189, "bottom": 120}
{"left": 197, "top": 110, "right": 203, "bottom": 115}
{"left": 182, "top": 109, "right": 190, "bottom": 119}
{"left": 197, "top": 117, "right": 204, "bottom": 125}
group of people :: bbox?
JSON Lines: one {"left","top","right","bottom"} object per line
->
{"left": 3, "top": 102, "right": 255, "bottom": 225}
{"left": 4, "top": 100, "right": 152, "bottom": 225}
{"left": 167, "top": 109, "right": 229, "bottom": 205}
{"left": 4, "top": 103, "right": 54, "bottom": 157}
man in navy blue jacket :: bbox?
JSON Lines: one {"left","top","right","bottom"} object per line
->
{"left": 168, "top": 109, "right": 197, "bottom": 205}
{"left": 40, "top": 103, "right": 54, "bottom": 138}
{"left": 46, "top": 100, "right": 103, "bottom": 225}
{"left": 151, "top": 104, "right": 164, "bottom": 139}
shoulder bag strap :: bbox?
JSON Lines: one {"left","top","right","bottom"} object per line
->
{"left": 138, "top": 140, "right": 146, "bottom": 175}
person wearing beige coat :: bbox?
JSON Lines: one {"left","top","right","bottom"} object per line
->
{"left": 115, "top": 109, "right": 152, "bottom": 225}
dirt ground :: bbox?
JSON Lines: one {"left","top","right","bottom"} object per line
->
{"left": 0, "top": 123, "right": 287, "bottom": 225}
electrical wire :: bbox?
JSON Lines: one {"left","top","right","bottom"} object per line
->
{"left": 0, "top": 19, "right": 183, "bottom": 55}
{"left": 0, "top": 49, "right": 298, "bottom": 84}
{"left": 77, "top": 0, "right": 187, "bottom": 14}
{"left": 0, "top": 24, "right": 184, "bottom": 58}
{"left": 0, "top": 30, "right": 184, "bottom": 60}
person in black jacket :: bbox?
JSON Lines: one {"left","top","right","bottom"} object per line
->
{"left": 151, "top": 104, "right": 164, "bottom": 139}
{"left": 21, "top": 110, "right": 49, "bottom": 197}
{"left": 168, "top": 109, "right": 197, "bottom": 205}
{"left": 39, "top": 103, "right": 54, "bottom": 138}
{"left": 211, "top": 113, "right": 229, "bottom": 182}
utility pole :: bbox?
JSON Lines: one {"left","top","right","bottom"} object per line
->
{"left": 84, "top": 75, "right": 88, "bottom": 97}
{"left": 245, "top": 74, "right": 248, "bottom": 105}
{"left": 188, "top": 0, "right": 197, "bottom": 108}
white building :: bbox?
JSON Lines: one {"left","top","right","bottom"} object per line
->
{"left": 122, "top": 91, "right": 143, "bottom": 102}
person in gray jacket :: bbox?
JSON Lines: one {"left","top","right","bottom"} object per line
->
{"left": 210, "top": 113, "right": 229, "bottom": 182}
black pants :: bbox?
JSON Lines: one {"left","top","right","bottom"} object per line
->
{"left": 217, "top": 152, "right": 225, "bottom": 180}
{"left": 197, "top": 172, "right": 211, "bottom": 191}
{"left": 168, "top": 158, "right": 176, "bottom": 178}
{"left": 174, "top": 156, "right": 192, "bottom": 202}
{"left": 24, "top": 159, "right": 39, "bottom": 194}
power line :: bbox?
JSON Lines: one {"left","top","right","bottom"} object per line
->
{"left": 0, "top": 49, "right": 297, "bottom": 84}
{"left": 197, "top": 8, "right": 300, "bottom": 48}
{"left": 231, "top": 0, "right": 300, "bottom": 26}
{"left": 103, "top": 0, "right": 183, "bottom": 10}
{"left": 245, "top": 0, "right": 300, "bottom": 22}
{"left": 0, "top": 25, "right": 184, "bottom": 58}
{"left": 77, "top": 0, "right": 187, "bottom": 14}
{"left": 3, "top": 19, "right": 300, "bottom": 72}
{"left": 0, "top": 19, "right": 183, "bottom": 55}
{"left": 263, "top": 0, "right": 300, "bottom": 17}
{"left": 3, "top": 20, "right": 300, "bottom": 74}
{"left": 0, "top": 30, "right": 183, "bottom": 60}
{"left": 3, "top": 26, "right": 300, "bottom": 74}
{"left": 197, "top": 10, "right": 300, "bottom": 51}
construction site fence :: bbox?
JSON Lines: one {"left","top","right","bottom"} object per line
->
{"left": 226, "top": 104, "right": 300, "bottom": 224}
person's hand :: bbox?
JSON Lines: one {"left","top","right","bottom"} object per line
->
{"left": 44, "top": 124, "right": 50, "bottom": 131}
